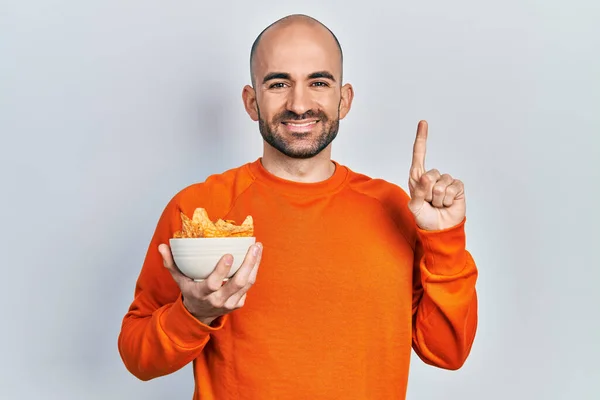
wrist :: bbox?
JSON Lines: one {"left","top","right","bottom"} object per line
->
{"left": 199, "top": 316, "right": 218, "bottom": 326}
{"left": 182, "top": 296, "right": 218, "bottom": 326}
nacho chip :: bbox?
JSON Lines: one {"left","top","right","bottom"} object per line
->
{"left": 172, "top": 208, "right": 254, "bottom": 238}
{"left": 181, "top": 212, "right": 203, "bottom": 237}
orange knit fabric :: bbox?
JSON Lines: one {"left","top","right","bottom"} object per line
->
{"left": 118, "top": 158, "right": 478, "bottom": 400}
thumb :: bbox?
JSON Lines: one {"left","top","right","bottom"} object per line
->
{"left": 408, "top": 175, "right": 428, "bottom": 214}
{"left": 158, "top": 243, "right": 188, "bottom": 285}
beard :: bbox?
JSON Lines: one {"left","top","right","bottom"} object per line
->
{"left": 257, "top": 106, "right": 340, "bottom": 159}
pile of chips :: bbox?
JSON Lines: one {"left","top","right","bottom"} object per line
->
{"left": 173, "top": 208, "right": 254, "bottom": 238}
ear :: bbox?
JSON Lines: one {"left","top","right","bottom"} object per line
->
{"left": 242, "top": 85, "right": 259, "bottom": 121}
{"left": 338, "top": 83, "right": 354, "bottom": 120}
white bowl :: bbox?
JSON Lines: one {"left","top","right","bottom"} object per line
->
{"left": 169, "top": 237, "right": 256, "bottom": 281}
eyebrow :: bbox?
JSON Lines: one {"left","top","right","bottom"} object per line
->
{"left": 308, "top": 71, "right": 336, "bottom": 82}
{"left": 262, "top": 70, "right": 337, "bottom": 84}
{"left": 262, "top": 72, "right": 291, "bottom": 84}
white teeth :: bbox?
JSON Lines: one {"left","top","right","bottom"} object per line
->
{"left": 287, "top": 121, "right": 317, "bottom": 127}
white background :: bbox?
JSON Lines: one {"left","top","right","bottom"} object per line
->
{"left": 1, "top": 0, "right": 599, "bottom": 399}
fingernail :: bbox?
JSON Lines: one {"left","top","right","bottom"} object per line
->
{"left": 253, "top": 244, "right": 261, "bottom": 256}
{"left": 225, "top": 255, "right": 233, "bottom": 266}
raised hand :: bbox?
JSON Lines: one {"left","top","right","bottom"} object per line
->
{"left": 407, "top": 120, "right": 466, "bottom": 231}
{"left": 159, "top": 242, "right": 263, "bottom": 326}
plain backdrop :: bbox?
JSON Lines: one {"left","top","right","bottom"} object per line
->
{"left": 1, "top": 0, "right": 599, "bottom": 399}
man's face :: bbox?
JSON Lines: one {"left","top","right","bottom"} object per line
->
{"left": 244, "top": 24, "right": 353, "bottom": 159}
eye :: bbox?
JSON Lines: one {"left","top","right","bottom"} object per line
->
{"left": 269, "top": 82, "right": 288, "bottom": 89}
{"left": 312, "top": 81, "right": 329, "bottom": 87}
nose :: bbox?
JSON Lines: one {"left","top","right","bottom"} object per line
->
{"left": 286, "top": 85, "right": 312, "bottom": 116}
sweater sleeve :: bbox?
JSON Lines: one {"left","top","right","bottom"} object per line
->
{"left": 117, "top": 195, "right": 228, "bottom": 381}
{"left": 410, "top": 217, "right": 478, "bottom": 370}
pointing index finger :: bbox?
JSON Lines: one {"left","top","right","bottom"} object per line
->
{"left": 411, "top": 120, "right": 428, "bottom": 172}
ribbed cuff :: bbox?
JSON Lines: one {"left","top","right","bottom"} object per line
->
{"left": 159, "top": 294, "right": 228, "bottom": 348}
{"left": 416, "top": 217, "right": 468, "bottom": 276}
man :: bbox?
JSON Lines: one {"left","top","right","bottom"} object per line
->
{"left": 118, "top": 14, "right": 478, "bottom": 400}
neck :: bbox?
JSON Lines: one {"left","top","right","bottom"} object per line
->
{"left": 261, "top": 144, "right": 335, "bottom": 183}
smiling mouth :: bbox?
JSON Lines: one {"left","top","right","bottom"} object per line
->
{"left": 281, "top": 120, "right": 319, "bottom": 127}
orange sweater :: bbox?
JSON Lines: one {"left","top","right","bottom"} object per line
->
{"left": 118, "top": 158, "right": 478, "bottom": 399}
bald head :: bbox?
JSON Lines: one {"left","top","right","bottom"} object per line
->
{"left": 241, "top": 14, "right": 355, "bottom": 160}
{"left": 249, "top": 14, "right": 344, "bottom": 87}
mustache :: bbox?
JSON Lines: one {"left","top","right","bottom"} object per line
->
{"left": 273, "top": 109, "right": 328, "bottom": 123}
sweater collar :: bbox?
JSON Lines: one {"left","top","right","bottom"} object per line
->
{"left": 247, "top": 157, "right": 349, "bottom": 197}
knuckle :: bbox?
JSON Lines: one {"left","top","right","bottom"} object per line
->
{"left": 209, "top": 296, "right": 225, "bottom": 309}
{"left": 230, "top": 279, "right": 245, "bottom": 291}
{"left": 433, "top": 185, "right": 445, "bottom": 195}
{"left": 206, "top": 283, "right": 221, "bottom": 293}
{"left": 236, "top": 299, "right": 246, "bottom": 309}
{"left": 206, "top": 279, "right": 222, "bottom": 292}
{"left": 225, "top": 299, "right": 240, "bottom": 311}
